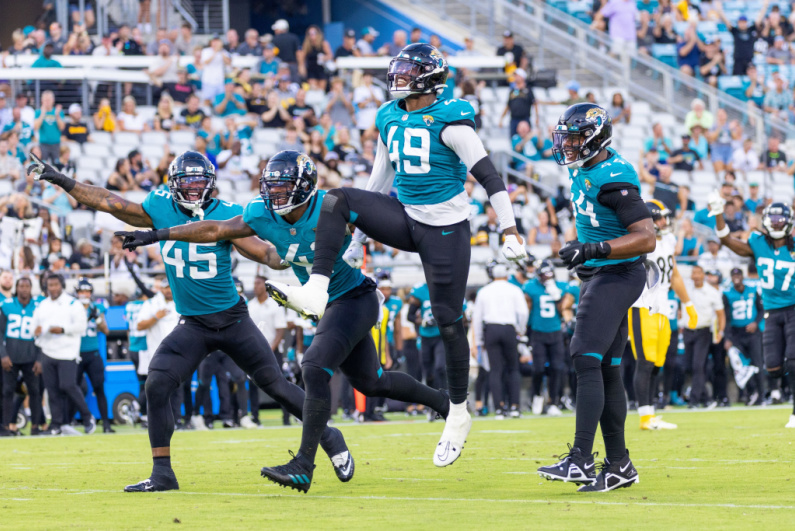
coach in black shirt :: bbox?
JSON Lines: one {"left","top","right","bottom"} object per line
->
{"left": 500, "top": 70, "right": 537, "bottom": 136}
{"left": 271, "top": 19, "right": 302, "bottom": 80}
{"left": 335, "top": 29, "right": 360, "bottom": 58}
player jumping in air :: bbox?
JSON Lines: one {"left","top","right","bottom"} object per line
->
{"left": 536, "top": 103, "right": 656, "bottom": 492}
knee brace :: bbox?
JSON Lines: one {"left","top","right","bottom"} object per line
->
{"left": 767, "top": 366, "right": 785, "bottom": 378}
{"left": 145, "top": 370, "right": 180, "bottom": 405}
{"left": 439, "top": 319, "right": 465, "bottom": 343}
{"left": 320, "top": 188, "right": 351, "bottom": 219}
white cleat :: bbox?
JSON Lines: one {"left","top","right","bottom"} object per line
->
{"left": 546, "top": 404, "right": 562, "bottom": 417}
{"left": 785, "top": 415, "right": 795, "bottom": 429}
{"left": 531, "top": 395, "right": 545, "bottom": 416}
{"left": 433, "top": 401, "right": 472, "bottom": 467}
{"left": 650, "top": 416, "right": 677, "bottom": 430}
{"left": 239, "top": 415, "right": 258, "bottom": 429}
{"left": 191, "top": 415, "right": 208, "bottom": 431}
{"left": 60, "top": 425, "right": 83, "bottom": 436}
{"left": 266, "top": 276, "right": 329, "bottom": 320}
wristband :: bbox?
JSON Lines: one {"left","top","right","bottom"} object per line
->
{"left": 155, "top": 228, "right": 171, "bottom": 241}
{"left": 54, "top": 173, "right": 76, "bottom": 192}
{"left": 586, "top": 241, "right": 612, "bottom": 260}
{"left": 715, "top": 225, "right": 730, "bottom": 238}
{"left": 684, "top": 301, "right": 694, "bottom": 308}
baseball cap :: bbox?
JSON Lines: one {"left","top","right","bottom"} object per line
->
{"left": 775, "top": 35, "right": 785, "bottom": 43}
{"left": 324, "top": 151, "right": 339, "bottom": 162}
{"left": 503, "top": 30, "right": 513, "bottom": 38}
{"left": 362, "top": 27, "right": 379, "bottom": 37}
{"left": 707, "top": 236, "right": 720, "bottom": 244}
{"left": 730, "top": 267, "right": 743, "bottom": 276}
{"left": 345, "top": 29, "right": 356, "bottom": 38}
{"left": 68, "top": 103, "right": 81, "bottom": 114}
{"left": 514, "top": 68, "right": 528, "bottom": 79}
{"left": 749, "top": 181, "right": 759, "bottom": 187}
{"left": 566, "top": 80, "right": 580, "bottom": 92}
{"left": 272, "top": 19, "right": 289, "bottom": 32}
{"left": 681, "top": 133, "right": 691, "bottom": 138}
{"left": 738, "top": 15, "right": 748, "bottom": 22}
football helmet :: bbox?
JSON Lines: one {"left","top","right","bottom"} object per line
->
{"left": 260, "top": 151, "right": 318, "bottom": 216}
{"left": 168, "top": 150, "right": 216, "bottom": 214}
{"left": 233, "top": 276, "right": 244, "bottom": 295}
{"left": 762, "top": 202, "right": 793, "bottom": 240}
{"left": 387, "top": 43, "right": 449, "bottom": 99}
{"left": 537, "top": 260, "right": 555, "bottom": 283}
{"left": 75, "top": 277, "right": 93, "bottom": 303}
{"left": 374, "top": 268, "right": 393, "bottom": 288}
{"left": 646, "top": 199, "right": 672, "bottom": 235}
{"left": 552, "top": 103, "right": 613, "bottom": 167}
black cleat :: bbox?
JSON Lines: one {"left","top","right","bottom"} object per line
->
{"left": 124, "top": 472, "right": 179, "bottom": 492}
{"left": 537, "top": 444, "right": 597, "bottom": 485}
{"left": 578, "top": 450, "right": 639, "bottom": 492}
{"left": 103, "top": 422, "right": 116, "bottom": 434}
{"left": 261, "top": 451, "right": 315, "bottom": 493}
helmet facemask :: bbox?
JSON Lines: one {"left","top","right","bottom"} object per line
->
{"left": 260, "top": 172, "right": 316, "bottom": 216}
{"left": 387, "top": 56, "right": 447, "bottom": 99}
{"left": 764, "top": 212, "right": 792, "bottom": 239}
{"left": 552, "top": 127, "right": 609, "bottom": 168}
{"left": 168, "top": 156, "right": 216, "bottom": 219}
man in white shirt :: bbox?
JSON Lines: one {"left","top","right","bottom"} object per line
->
{"left": 471, "top": 262, "right": 528, "bottom": 418}
{"left": 730, "top": 138, "right": 760, "bottom": 173}
{"left": 216, "top": 140, "right": 256, "bottom": 182}
{"left": 200, "top": 35, "right": 232, "bottom": 105}
{"left": 33, "top": 274, "right": 95, "bottom": 435}
{"left": 697, "top": 237, "right": 737, "bottom": 276}
{"left": 683, "top": 265, "right": 725, "bottom": 408}
{"left": 352, "top": 73, "right": 384, "bottom": 135}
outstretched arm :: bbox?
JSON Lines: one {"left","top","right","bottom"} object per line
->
{"left": 232, "top": 236, "right": 290, "bottom": 269}
{"left": 117, "top": 215, "right": 257, "bottom": 250}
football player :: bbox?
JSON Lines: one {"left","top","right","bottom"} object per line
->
{"left": 628, "top": 201, "right": 697, "bottom": 430}
{"left": 263, "top": 43, "right": 527, "bottom": 467}
{"left": 113, "top": 150, "right": 454, "bottom": 493}
{"left": 710, "top": 199, "right": 795, "bottom": 427}
{"left": 26, "top": 151, "right": 351, "bottom": 492}
{"left": 536, "top": 103, "right": 656, "bottom": 492}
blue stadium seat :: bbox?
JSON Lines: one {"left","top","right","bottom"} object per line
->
{"left": 718, "top": 75, "right": 748, "bottom": 101}
{"left": 652, "top": 44, "right": 678, "bottom": 69}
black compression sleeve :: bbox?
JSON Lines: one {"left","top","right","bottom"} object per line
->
{"left": 596, "top": 182, "right": 651, "bottom": 228}
{"left": 125, "top": 258, "right": 156, "bottom": 299}
{"left": 470, "top": 156, "right": 505, "bottom": 197}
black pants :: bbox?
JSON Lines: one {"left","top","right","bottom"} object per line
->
{"left": 314, "top": 188, "right": 471, "bottom": 404}
{"left": 195, "top": 351, "right": 233, "bottom": 421}
{"left": 708, "top": 340, "right": 728, "bottom": 401}
{"left": 531, "top": 330, "right": 566, "bottom": 403}
{"left": 683, "top": 327, "right": 713, "bottom": 404}
{"left": 727, "top": 326, "right": 765, "bottom": 396}
{"left": 77, "top": 351, "right": 109, "bottom": 423}
{"left": 474, "top": 366, "right": 490, "bottom": 406}
{"left": 421, "top": 335, "right": 447, "bottom": 391}
{"left": 41, "top": 356, "right": 91, "bottom": 429}
{"left": 485, "top": 324, "right": 520, "bottom": 409}
{"left": 762, "top": 305, "right": 795, "bottom": 371}
{"left": 403, "top": 337, "right": 422, "bottom": 382}
{"left": 2, "top": 362, "right": 42, "bottom": 427}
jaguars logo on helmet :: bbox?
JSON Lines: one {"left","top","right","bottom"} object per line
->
{"left": 552, "top": 103, "right": 613, "bottom": 167}
{"left": 387, "top": 43, "right": 449, "bottom": 99}
{"left": 260, "top": 150, "right": 318, "bottom": 216}
{"left": 167, "top": 150, "right": 217, "bottom": 217}
{"left": 646, "top": 199, "right": 673, "bottom": 235}
{"left": 762, "top": 202, "right": 794, "bottom": 240}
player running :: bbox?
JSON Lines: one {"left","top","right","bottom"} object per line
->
{"left": 263, "top": 43, "right": 527, "bottom": 467}
{"left": 628, "top": 200, "right": 697, "bottom": 431}
{"left": 27, "top": 151, "right": 351, "bottom": 492}
{"left": 536, "top": 103, "right": 656, "bottom": 492}
{"left": 709, "top": 199, "right": 795, "bottom": 428}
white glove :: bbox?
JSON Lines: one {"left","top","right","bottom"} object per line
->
{"left": 707, "top": 190, "right": 725, "bottom": 217}
{"left": 343, "top": 240, "right": 365, "bottom": 269}
{"left": 543, "top": 279, "right": 562, "bottom": 301}
{"left": 501, "top": 234, "right": 528, "bottom": 262}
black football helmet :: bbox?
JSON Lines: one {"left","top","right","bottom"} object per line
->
{"left": 374, "top": 268, "right": 393, "bottom": 287}
{"left": 552, "top": 103, "right": 613, "bottom": 167}
{"left": 260, "top": 151, "right": 318, "bottom": 216}
{"left": 646, "top": 199, "right": 672, "bottom": 235}
{"left": 168, "top": 150, "right": 216, "bottom": 213}
{"left": 233, "top": 276, "right": 244, "bottom": 295}
{"left": 387, "top": 43, "right": 449, "bottom": 100}
{"left": 537, "top": 260, "right": 555, "bottom": 283}
{"left": 486, "top": 260, "right": 509, "bottom": 281}
{"left": 762, "top": 202, "right": 794, "bottom": 239}
{"left": 76, "top": 277, "right": 93, "bottom": 294}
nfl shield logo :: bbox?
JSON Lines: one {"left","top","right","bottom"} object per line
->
{"left": 621, "top": 189, "right": 628, "bottom": 196}
{"left": 290, "top": 228, "right": 297, "bottom": 235}
{"left": 402, "top": 114, "right": 408, "bottom": 121}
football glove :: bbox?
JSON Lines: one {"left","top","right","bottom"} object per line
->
{"left": 115, "top": 229, "right": 167, "bottom": 250}
{"left": 559, "top": 240, "right": 611, "bottom": 269}
{"left": 343, "top": 240, "right": 365, "bottom": 269}
{"left": 501, "top": 234, "right": 528, "bottom": 262}
{"left": 684, "top": 301, "right": 698, "bottom": 329}
{"left": 707, "top": 190, "right": 725, "bottom": 217}
{"left": 27, "top": 152, "right": 76, "bottom": 191}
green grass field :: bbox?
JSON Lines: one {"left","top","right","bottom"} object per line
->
{"left": 2, "top": 406, "right": 794, "bottom": 530}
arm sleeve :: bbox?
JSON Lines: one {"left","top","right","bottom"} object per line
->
{"left": 126, "top": 258, "right": 156, "bottom": 298}
{"left": 755, "top": 293, "right": 764, "bottom": 324}
{"left": 596, "top": 182, "right": 652, "bottom": 228}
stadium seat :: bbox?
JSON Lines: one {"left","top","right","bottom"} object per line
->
{"left": 254, "top": 129, "right": 283, "bottom": 144}
{"left": 253, "top": 142, "right": 277, "bottom": 158}
{"left": 651, "top": 44, "right": 678, "bottom": 69}
{"left": 83, "top": 143, "right": 112, "bottom": 158}
{"left": 718, "top": 76, "right": 748, "bottom": 101}
{"left": 651, "top": 113, "right": 678, "bottom": 128}
{"left": 0, "top": 180, "right": 13, "bottom": 195}
{"left": 142, "top": 131, "right": 168, "bottom": 146}
{"left": 66, "top": 210, "right": 96, "bottom": 242}
{"left": 76, "top": 168, "right": 101, "bottom": 184}
{"left": 170, "top": 130, "right": 197, "bottom": 145}
{"left": 216, "top": 180, "right": 234, "bottom": 197}
{"left": 77, "top": 157, "right": 107, "bottom": 171}
{"left": 140, "top": 144, "right": 164, "bottom": 163}
{"left": 111, "top": 144, "right": 135, "bottom": 159}
{"left": 66, "top": 141, "right": 82, "bottom": 159}
{"left": 91, "top": 131, "right": 113, "bottom": 145}
{"left": 124, "top": 191, "right": 149, "bottom": 204}
{"left": 114, "top": 131, "right": 141, "bottom": 146}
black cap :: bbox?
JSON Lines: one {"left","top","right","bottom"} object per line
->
{"left": 503, "top": 30, "right": 513, "bottom": 37}
{"left": 730, "top": 267, "right": 743, "bottom": 276}
{"left": 345, "top": 29, "right": 356, "bottom": 38}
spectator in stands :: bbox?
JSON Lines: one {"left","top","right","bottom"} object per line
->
{"left": 48, "top": 22, "right": 67, "bottom": 54}
{"left": 761, "top": 135, "right": 787, "bottom": 172}
{"left": 167, "top": 68, "right": 194, "bottom": 104}
{"left": 258, "top": 43, "right": 282, "bottom": 78}
{"left": 653, "top": 164, "right": 680, "bottom": 211}
{"left": 0, "top": 137, "right": 21, "bottom": 183}
{"left": 216, "top": 140, "right": 254, "bottom": 183}
{"left": 63, "top": 103, "right": 89, "bottom": 144}
{"left": 716, "top": 6, "right": 762, "bottom": 76}
{"left": 652, "top": 13, "right": 677, "bottom": 44}
{"left": 744, "top": 182, "right": 762, "bottom": 213}
{"left": 677, "top": 183, "right": 696, "bottom": 215}
{"left": 287, "top": 89, "right": 314, "bottom": 122}
{"left": 409, "top": 27, "right": 423, "bottom": 44}
{"left": 8, "top": 29, "right": 32, "bottom": 56}
{"left": 527, "top": 209, "right": 558, "bottom": 246}
{"left": 698, "top": 237, "right": 735, "bottom": 271}
{"left": 591, "top": 0, "right": 638, "bottom": 55}
{"left": 271, "top": 19, "right": 302, "bottom": 79}
{"left": 300, "top": 25, "right": 333, "bottom": 91}
{"left": 474, "top": 204, "right": 503, "bottom": 248}
{"left": 225, "top": 29, "right": 240, "bottom": 54}
{"left": 676, "top": 23, "right": 702, "bottom": 76}
{"left": 760, "top": 3, "right": 793, "bottom": 46}
{"left": 198, "top": 116, "right": 223, "bottom": 156}
{"left": 4, "top": 130, "right": 26, "bottom": 165}
{"left": 152, "top": 96, "right": 176, "bottom": 132}
{"left": 512, "top": 121, "right": 553, "bottom": 172}
{"left": 62, "top": 24, "right": 93, "bottom": 56}
{"left": 762, "top": 74, "right": 792, "bottom": 121}
{"left": 114, "top": 24, "right": 143, "bottom": 55}
{"left": 608, "top": 92, "right": 631, "bottom": 124}
{"left": 766, "top": 35, "right": 792, "bottom": 65}
{"left": 276, "top": 123, "right": 306, "bottom": 153}
{"left": 30, "top": 30, "right": 46, "bottom": 55}
{"left": 698, "top": 38, "right": 726, "bottom": 87}
{"left": 356, "top": 27, "right": 381, "bottom": 57}
{"left": 14, "top": 93, "right": 34, "bottom": 127}
{"left": 274, "top": 74, "right": 297, "bottom": 107}
{"left": 636, "top": 10, "right": 655, "bottom": 55}
{"left": 33, "top": 91, "right": 64, "bottom": 163}
{"left": 324, "top": 77, "right": 354, "bottom": 128}
{"left": 106, "top": 157, "right": 139, "bottom": 192}
{"left": 497, "top": 30, "right": 524, "bottom": 84}
{"left": 306, "top": 129, "right": 327, "bottom": 163}
{"left": 200, "top": 35, "right": 232, "bottom": 105}
{"left": 66, "top": 238, "right": 100, "bottom": 270}
{"left": 175, "top": 22, "right": 196, "bottom": 56}
{"left": 644, "top": 122, "right": 673, "bottom": 163}
{"left": 177, "top": 93, "right": 205, "bottom": 130}
{"left": 385, "top": 30, "right": 408, "bottom": 57}
{"left": 730, "top": 138, "right": 760, "bottom": 173}
{"left": 333, "top": 126, "right": 359, "bottom": 161}
{"left": 500, "top": 69, "right": 537, "bottom": 137}
{"left": 92, "top": 32, "right": 120, "bottom": 57}
{"left": 335, "top": 29, "right": 361, "bottom": 58}
{"left": 117, "top": 95, "right": 147, "bottom": 133}
{"left": 706, "top": 109, "right": 733, "bottom": 175}
{"left": 744, "top": 64, "right": 766, "bottom": 109}
{"left": 676, "top": 216, "right": 702, "bottom": 258}
{"left": 0, "top": 95, "right": 11, "bottom": 132}
{"left": 669, "top": 133, "right": 702, "bottom": 171}
{"left": 560, "top": 80, "right": 586, "bottom": 105}
{"left": 2, "top": 108, "right": 32, "bottom": 149}
{"left": 684, "top": 98, "right": 713, "bottom": 132}
{"left": 213, "top": 81, "right": 247, "bottom": 117}
{"left": 146, "top": 28, "right": 173, "bottom": 56}
{"left": 353, "top": 72, "right": 384, "bottom": 138}
{"left": 260, "top": 90, "right": 290, "bottom": 128}
{"left": 687, "top": 123, "right": 708, "bottom": 160}
{"left": 145, "top": 40, "right": 179, "bottom": 97}
{"left": 237, "top": 29, "right": 262, "bottom": 56}
{"left": 723, "top": 200, "right": 748, "bottom": 236}
{"left": 31, "top": 42, "right": 62, "bottom": 68}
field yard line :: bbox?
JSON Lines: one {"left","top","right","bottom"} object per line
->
{"left": 2, "top": 486, "right": 794, "bottom": 510}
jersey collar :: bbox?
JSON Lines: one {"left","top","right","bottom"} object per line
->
{"left": 397, "top": 96, "right": 442, "bottom": 114}
{"left": 579, "top": 148, "right": 616, "bottom": 173}
{"left": 269, "top": 192, "right": 320, "bottom": 229}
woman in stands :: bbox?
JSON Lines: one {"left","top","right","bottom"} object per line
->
{"left": 609, "top": 92, "right": 632, "bottom": 125}
{"left": 152, "top": 96, "right": 177, "bottom": 132}
{"left": 107, "top": 158, "right": 141, "bottom": 192}
{"left": 117, "top": 96, "right": 148, "bottom": 133}
{"left": 300, "top": 25, "right": 333, "bottom": 91}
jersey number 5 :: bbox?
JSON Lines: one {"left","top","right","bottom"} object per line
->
{"left": 387, "top": 126, "right": 430, "bottom": 174}
{"left": 162, "top": 240, "right": 218, "bottom": 279}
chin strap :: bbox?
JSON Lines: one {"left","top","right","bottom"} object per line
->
{"left": 187, "top": 204, "right": 206, "bottom": 220}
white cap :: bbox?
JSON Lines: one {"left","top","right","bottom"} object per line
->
{"left": 491, "top": 263, "right": 509, "bottom": 279}
{"left": 272, "top": 19, "right": 289, "bottom": 31}
{"left": 68, "top": 103, "right": 82, "bottom": 114}
{"left": 514, "top": 68, "right": 527, "bottom": 79}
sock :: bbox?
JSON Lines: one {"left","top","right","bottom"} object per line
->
{"left": 152, "top": 455, "right": 171, "bottom": 472}
{"left": 305, "top": 274, "right": 330, "bottom": 294}
{"left": 632, "top": 357, "right": 653, "bottom": 410}
{"left": 439, "top": 320, "right": 470, "bottom": 404}
{"left": 572, "top": 355, "right": 604, "bottom": 455}
{"left": 298, "top": 398, "right": 331, "bottom": 464}
{"left": 600, "top": 365, "right": 628, "bottom": 462}
{"left": 637, "top": 405, "right": 654, "bottom": 418}
{"left": 313, "top": 190, "right": 351, "bottom": 278}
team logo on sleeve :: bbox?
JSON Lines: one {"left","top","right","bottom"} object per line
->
{"left": 422, "top": 115, "right": 435, "bottom": 126}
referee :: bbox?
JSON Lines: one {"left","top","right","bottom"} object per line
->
{"left": 684, "top": 265, "right": 725, "bottom": 408}
{"left": 472, "top": 262, "right": 529, "bottom": 417}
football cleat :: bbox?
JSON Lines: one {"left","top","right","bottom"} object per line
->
{"left": 319, "top": 426, "right": 354, "bottom": 482}
{"left": 537, "top": 444, "right": 596, "bottom": 485}
{"left": 770, "top": 389, "right": 783, "bottom": 404}
{"left": 546, "top": 404, "right": 562, "bottom": 417}
{"left": 649, "top": 416, "right": 677, "bottom": 430}
{"left": 266, "top": 278, "right": 329, "bottom": 321}
{"left": 433, "top": 402, "right": 472, "bottom": 467}
{"left": 261, "top": 451, "right": 315, "bottom": 493}
{"left": 531, "top": 396, "right": 545, "bottom": 416}
{"left": 191, "top": 415, "right": 208, "bottom": 431}
{"left": 239, "top": 415, "right": 258, "bottom": 429}
{"left": 785, "top": 415, "right": 795, "bottom": 429}
{"left": 330, "top": 451, "right": 355, "bottom": 482}
{"left": 509, "top": 405, "right": 522, "bottom": 418}
{"left": 124, "top": 472, "right": 180, "bottom": 493}
{"left": 577, "top": 450, "right": 639, "bottom": 492}
{"left": 84, "top": 417, "right": 97, "bottom": 435}
{"left": 61, "top": 425, "right": 83, "bottom": 436}
{"left": 494, "top": 409, "right": 505, "bottom": 420}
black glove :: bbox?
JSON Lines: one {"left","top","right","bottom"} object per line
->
{"left": 88, "top": 304, "right": 99, "bottom": 321}
{"left": 26, "top": 153, "right": 76, "bottom": 192}
{"left": 558, "top": 240, "right": 611, "bottom": 269}
{"left": 115, "top": 229, "right": 168, "bottom": 250}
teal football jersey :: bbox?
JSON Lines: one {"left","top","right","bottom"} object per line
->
{"left": 666, "top": 289, "right": 679, "bottom": 331}
{"left": 80, "top": 301, "right": 107, "bottom": 352}
{"left": 568, "top": 148, "right": 642, "bottom": 266}
{"left": 124, "top": 300, "right": 148, "bottom": 352}
{"left": 522, "top": 278, "right": 567, "bottom": 333}
{"left": 410, "top": 283, "right": 439, "bottom": 338}
{"left": 723, "top": 283, "right": 759, "bottom": 327}
{"left": 142, "top": 190, "right": 242, "bottom": 316}
{"left": 565, "top": 281, "right": 581, "bottom": 311}
{"left": 384, "top": 295, "right": 403, "bottom": 345}
{"left": 242, "top": 190, "right": 365, "bottom": 302}
{"left": 376, "top": 97, "right": 475, "bottom": 205}
{"left": 748, "top": 232, "right": 795, "bottom": 310}
{"left": 0, "top": 296, "right": 41, "bottom": 364}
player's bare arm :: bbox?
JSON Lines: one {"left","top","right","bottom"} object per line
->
{"left": 714, "top": 212, "right": 753, "bottom": 256}
{"left": 603, "top": 218, "right": 657, "bottom": 259}
{"left": 116, "top": 215, "right": 255, "bottom": 249}
{"left": 232, "top": 236, "right": 290, "bottom": 270}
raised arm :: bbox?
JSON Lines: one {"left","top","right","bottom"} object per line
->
{"left": 116, "top": 214, "right": 256, "bottom": 250}
{"left": 708, "top": 193, "right": 754, "bottom": 257}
